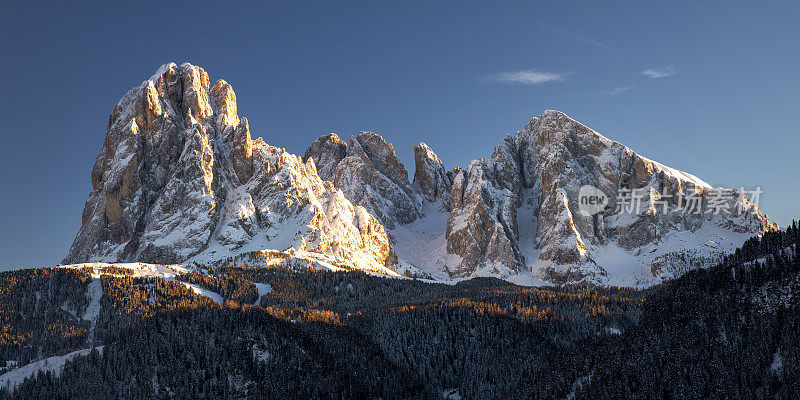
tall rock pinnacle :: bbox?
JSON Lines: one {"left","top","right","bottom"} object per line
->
{"left": 303, "top": 133, "right": 347, "bottom": 181}
{"left": 413, "top": 142, "right": 452, "bottom": 211}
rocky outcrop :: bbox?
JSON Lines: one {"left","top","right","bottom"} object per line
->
{"left": 324, "top": 132, "right": 421, "bottom": 229}
{"left": 64, "top": 63, "right": 398, "bottom": 274}
{"left": 412, "top": 143, "right": 452, "bottom": 211}
{"left": 305, "top": 135, "right": 455, "bottom": 228}
{"left": 445, "top": 138, "right": 524, "bottom": 278}
{"left": 303, "top": 133, "right": 346, "bottom": 181}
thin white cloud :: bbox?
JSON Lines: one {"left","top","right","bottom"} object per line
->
{"left": 606, "top": 85, "right": 634, "bottom": 95}
{"left": 642, "top": 66, "right": 675, "bottom": 79}
{"left": 573, "top": 34, "right": 609, "bottom": 49}
{"left": 488, "top": 70, "right": 566, "bottom": 85}
{"left": 537, "top": 21, "right": 608, "bottom": 49}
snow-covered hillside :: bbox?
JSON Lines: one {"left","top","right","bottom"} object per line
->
{"left": 0, "top": 347, "right": 104, "bottom": 391}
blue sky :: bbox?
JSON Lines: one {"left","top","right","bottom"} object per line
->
{"left": 0, "top": 1, "right": 798, "bottom": 269}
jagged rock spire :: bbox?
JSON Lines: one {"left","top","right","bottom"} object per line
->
{"left": 303, "top": 133, "right": 346, "bottom": 181}
{"left": 329, "top": 132, "right": 421, "bottom": 229}
{"left": 412, "top": 142, "right": 452, "bottom": 211}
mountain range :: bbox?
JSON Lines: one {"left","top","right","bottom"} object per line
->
{"left": 63, "top": 63, "right": 775, "bottom": 286}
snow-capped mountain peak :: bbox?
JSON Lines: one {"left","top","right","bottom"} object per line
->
{"left": 64, "top": 63, "right": 398, "bottom": 275}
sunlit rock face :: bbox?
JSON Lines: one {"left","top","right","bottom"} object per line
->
{"left": 64, "top": 63, "right": 398, "bottom": 274}
{"left": 444, "top": 110, "right": 776, "bottom": 283}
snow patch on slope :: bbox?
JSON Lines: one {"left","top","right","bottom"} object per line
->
{"left": 83, "top": 278, "right": 102, "bottom": 342}
{"left": 0, "top": 346, "right": 104, "bottom": 391}
{"left": 254, "top": 282, "right": 272, "bottom": 305}
{"left": 180, "top": 282, "right": 223, "bottom": 304}
{"left": 390, "top": 206, "right": 452, "bottom": 279}
{"left": 61, "top": 262, "right": 190, "bottom": 279}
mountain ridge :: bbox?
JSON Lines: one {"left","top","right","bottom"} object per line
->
{"left": 63, "top": 63, "right": 775, "bottom": 287}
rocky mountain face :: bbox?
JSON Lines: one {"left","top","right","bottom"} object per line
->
{"left": 305, "top": 111, "right": 774, "bottom": 285}
{"left": 65, "top": 63, "right": 775, "bottom": 286}
{"left": 303, "top": 131, "right": 452, "bottom": 229}
{"left": 328, "top": 132, "right": 422, "bottom": 229}
{"left": 413, "top": 142, "right": 453, "bottom": 212}
{"left": 63, "top": 63, "right": 397, "bottom": 275}
{"left": 444, "top": 110, "right": 775, "bottom": 284}
{"left": 302, "top": 133, "right": 346, "bottom": 181}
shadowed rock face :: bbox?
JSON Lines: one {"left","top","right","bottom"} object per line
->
{"left": 64, "top": 63, "right": 397, "bottom": 274}
{"left": 445, "top": 137, "right": 524, "bottom": 278}
{"left": 303, "top": 133, "right": 347, "bottom": 181}
{"left": 413, "top": 143, "right": 452, "bottom": 211}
